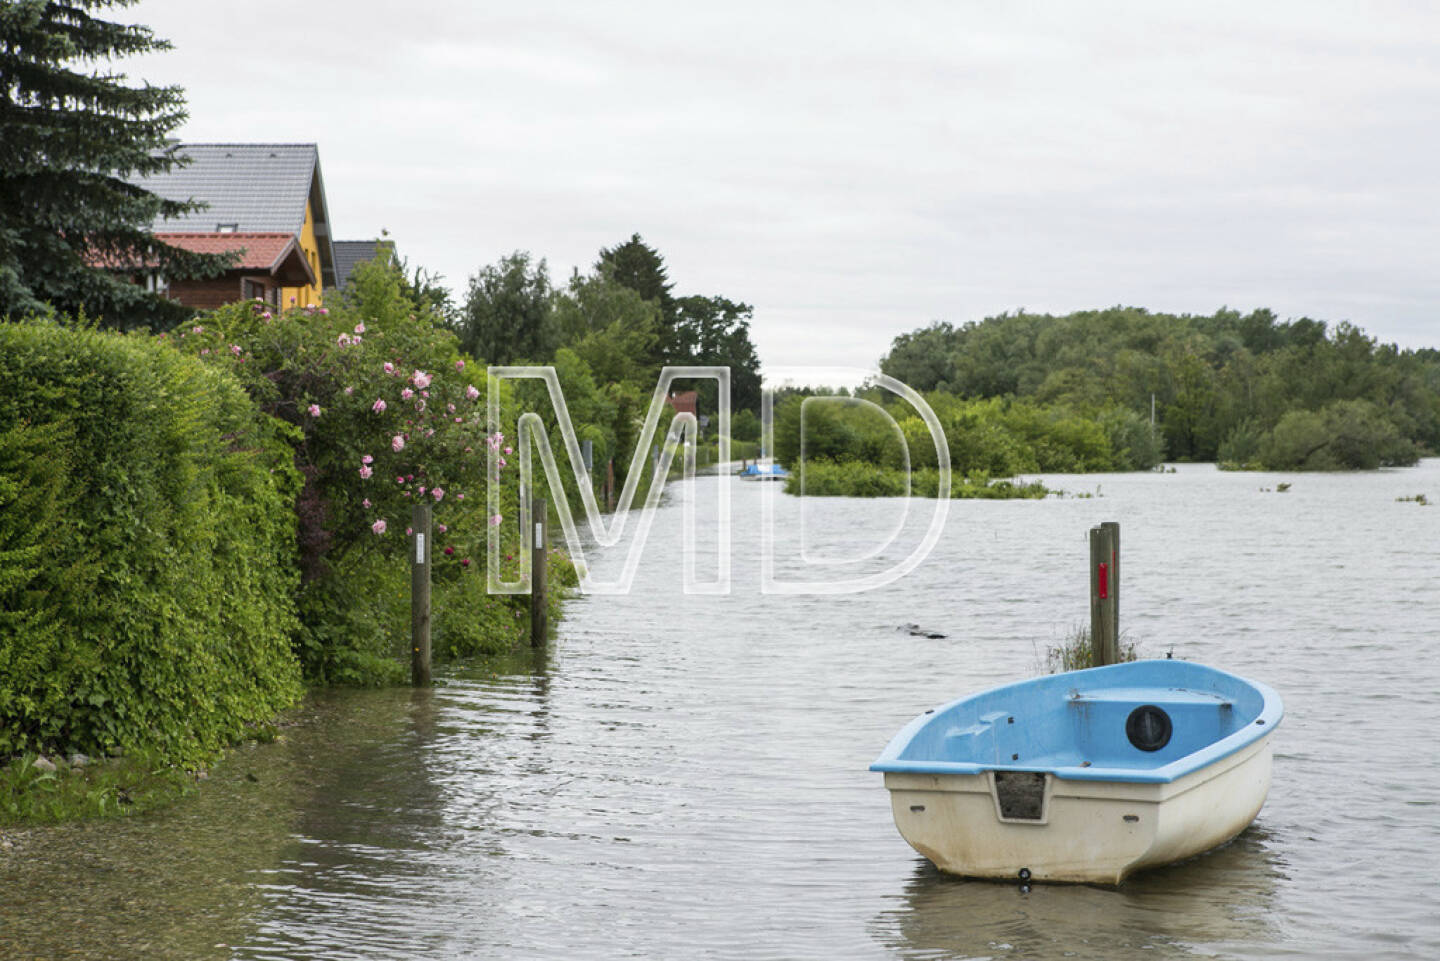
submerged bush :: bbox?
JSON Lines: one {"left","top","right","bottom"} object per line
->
{"left": 780, "top": 459, "right": 1049, "bottom": 499}
{"left": 1259, "top": 400, "right": 1418, "bottom": 470}
{"left": 0, "top": 319, "right": 302, "bottom": 765}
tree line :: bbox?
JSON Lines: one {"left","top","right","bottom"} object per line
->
{"left": 880, "top": 307, "right": 1439, "bottom": 470}
{"left": 452, "top": 237, "right": 762, "bottom": 417}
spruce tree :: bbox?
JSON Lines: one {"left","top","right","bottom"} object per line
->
{"left": 0, "top": 0, "right": 229, "bottom": 330}
{"left": 596, "top": 233, "right": 683, "bottom": 363}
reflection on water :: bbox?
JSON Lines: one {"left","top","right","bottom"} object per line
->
{"left": 4, "top": 462, "right": 1439, "bottom": 960}
{"left": 874, "top": 830, "right": 1282, "bottom": 960}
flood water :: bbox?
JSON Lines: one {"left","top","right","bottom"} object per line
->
{"left": 4, "top": 461, "right": 1439, "bottom": 960}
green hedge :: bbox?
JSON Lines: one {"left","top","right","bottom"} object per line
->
{"left": 0, "top": 319, "right": 302, "bottom": 766}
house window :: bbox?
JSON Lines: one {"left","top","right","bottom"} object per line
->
{"left": 217, "top": 223, "right": 238, "bottom": 233}
{"left": 242, "top": 278, "right": 266, "bottom": 301}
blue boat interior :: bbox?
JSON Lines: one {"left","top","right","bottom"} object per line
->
{"left": 871, "top": 660, "right": 1282, "bottom": 783}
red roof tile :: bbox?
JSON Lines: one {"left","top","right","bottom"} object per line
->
{"left": 154, "top": 232, "right": 298, "bottom": 271}
{"left": 88, "top": 232, "right": 316, "bottom": 287}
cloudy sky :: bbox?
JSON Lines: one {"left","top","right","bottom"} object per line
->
{"left": 128, "top": 0, "right": 1440, "bottom": 375}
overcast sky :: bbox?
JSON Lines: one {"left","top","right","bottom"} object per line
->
{"left": 127, "top": 0, "right": 1440, "bottom": 376}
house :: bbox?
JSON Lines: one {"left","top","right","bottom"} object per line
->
{"left": 148, "top": 232, "right": 316, "bottom": 309}
{"left": 331, "top": 238, "right": 397, "bottom": 291}
{"left": 665, "top": 390, "right": 699, "bottom": 419}
{"left": 131, "top": 143, "right": 337, "bottom": 309}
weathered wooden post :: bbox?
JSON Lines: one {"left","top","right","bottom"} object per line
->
{"left": 1088, "top": 523, "right": 1119, "bottom": 666}
{"left": 524, "top": 478, "right": 535, "bottom": 547}
{"left": 411, "top": 502, "right": 432, "bottom": 686}
{"left": 1103, "top": 520, "right": 1120, "bottom": 651}
{"left": 605, "top": 458, "right": 615, "bottom": 512}
{"left": 530, "top": 495, "right": 548, "bottom": 647}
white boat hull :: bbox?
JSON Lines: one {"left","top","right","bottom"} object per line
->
{"left": 881, "top": 732, "right": 1274, "bottom": 885}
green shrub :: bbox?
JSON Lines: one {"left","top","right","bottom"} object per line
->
{"left": 0, "top": 319, "right": 302, "bottom": 766}
{"left": 1259, "top": 399, "right": 1418, "bottom": 470}
{"left": 178, "top": 259, "right": 532, "bottom": 683}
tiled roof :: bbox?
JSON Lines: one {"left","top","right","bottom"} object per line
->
{"left": 332, "top": 239, "right": 396, "bottom": 289}
{"left": 155, "top": 232, "right": 289, "bottom": 269}
{"left": 139, "top": 144, "right": 320, "bottom": 234}
{"left": 156, "top": 232, "right": 316, "bottom": 287}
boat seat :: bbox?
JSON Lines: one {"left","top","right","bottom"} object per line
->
{"left": 1067, "top": 687, "right": 1239, "bottom": 760}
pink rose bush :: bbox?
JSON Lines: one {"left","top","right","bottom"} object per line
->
{"left": 173, "top": 258, "right": 555, "bottom": 680}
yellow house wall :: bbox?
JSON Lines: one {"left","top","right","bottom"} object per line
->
{"left": 281, "top": 200, "right": 323, "bottom": 308}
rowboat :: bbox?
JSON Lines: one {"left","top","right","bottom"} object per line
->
{"left": 737, "top": 462, "right": 788, "bottom": 481}
{"left": 870, "top": 659, "right": 1282, "bottom": 885}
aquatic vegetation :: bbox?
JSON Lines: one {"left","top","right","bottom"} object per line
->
{"left": 1041, "top": 624, "right": 1140, "bottom": 674}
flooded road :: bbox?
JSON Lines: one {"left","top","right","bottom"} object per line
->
{"left": 4, "top": 461, "right": 1439, "bottom": 959}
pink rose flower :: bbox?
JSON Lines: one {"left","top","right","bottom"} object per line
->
{"left": 308, "top": 404, "right": 322, "bottom": 417}
{"left": 401, "top": 388, "right": 414, "bottom": 400}
{"left": 358, "top": 465, "right": 372, "bottom": 479}
{"left": 412, "top": 371, "right": 431, "bottom": 389}
{"left": 362, "top": 454, "right": 374, "bottom": 464}
{"left": 465, "top": 385, "right": 480, "bottom": 401}
{"left": 383, "top": 362, "right": 395, "bottom": 375}
{"left": 354, "top": 322, "right": 366, "bottom": 334}
{"left": 455, "top": 359, "right": 465, "bottom": 371}
{"left": 363, "top": 498, "right": 371, "bottom": 508}
{"left": 371, "top": 519, "right": 387, "bottom": 535}
{"left": 392, "top": 434, "right": 405, "bottom": 452}
{"left": 444, "top": 545, "right": 454, "bottom": 556}
{"left": 489, "top": 513, "right": 503, "bottom": 527}
{"left": 431, "top": 487, "right": 445, "bottom": 502}
{"left": 372, "top": 398, "right": 387, "bottom": 413}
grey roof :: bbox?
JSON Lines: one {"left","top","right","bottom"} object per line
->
{"left": 136, "top": 143, "right": 336, "bottom": 288}
{"left": 141, "top": 144, "right": 314, "bottom": 232}
{"left": 333, "top": 239, "right": 396, "bottom": 289}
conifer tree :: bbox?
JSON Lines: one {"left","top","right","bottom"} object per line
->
{"left": 0, "top": 0, "right": 229, "bottom": 329}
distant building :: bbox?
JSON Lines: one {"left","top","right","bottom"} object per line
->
{"left": 125, "top": 143, "right": 337, "bottom": 309}
{"left": 331, "top": 238, "right": 397, "bottom": 291}
{"left": 665, "top": 390, "right": 698, "bottom": 419}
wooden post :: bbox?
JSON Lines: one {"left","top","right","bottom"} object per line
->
{"left": 530, "top": 495, "right": 548, "bottom": 647}
{"left": 411, "top": 503, "right": 432, "bottom": 686}
{"left": 1102, "top": 520, "right": 1120, "bottom": 657}
{"left": 1089, "top": 523, "right": 1119, "bottom": 666}
{"left": 605, "top": 458, "right": 615, "bottom": 512}
{"left": 518, "top": 481, "right": 528, "bottom": 549}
